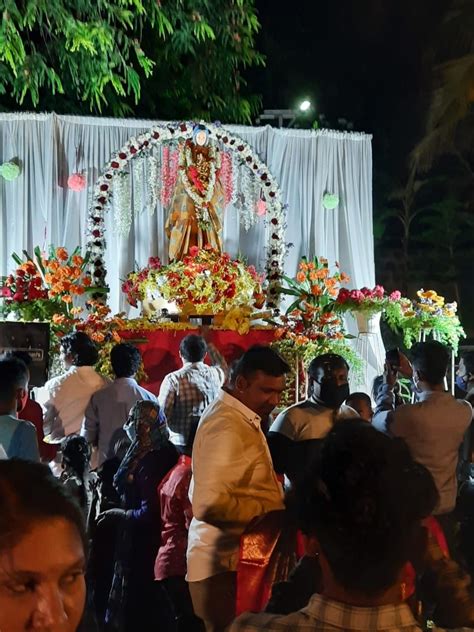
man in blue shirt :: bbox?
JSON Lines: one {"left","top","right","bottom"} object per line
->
{"left": 81, "top": 343, "right": 156, "bottom": 466}
{"left": 0, "top": 355, "right": 39, "bottom": 461}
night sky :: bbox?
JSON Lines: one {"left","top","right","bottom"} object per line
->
{"left": 251, "top": 0, "right": 446, "bottom": 177}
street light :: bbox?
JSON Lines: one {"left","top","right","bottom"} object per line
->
{"left": 299, "top": 99, "right": 311, "bottom": 112}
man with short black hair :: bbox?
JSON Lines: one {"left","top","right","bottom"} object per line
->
{"left": 267, "top": 353, "right": 356, "bottom": 482}
{"left": 35, "top": 331, "right": 107, "bottom": 444}
{"left": 373, "top": 341, "right": 471, "bottom": 536}
{"left": 81, "top": 342, "right": 156, "bottom": 466}
{"left": 158, "top": 332, "right": 226, "bottom": 451}
{"left": 187, "top": 345, "right": 289, "bottom": 632}
{"left": 0, "top": 355, "right": 39, "bottom": 461}
{"left": 231, "top": 421, "right": 443, "bottom": 631}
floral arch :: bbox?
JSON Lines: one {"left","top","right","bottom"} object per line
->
{"left": 86, "top": 121, "right": 286, "bottom": 307}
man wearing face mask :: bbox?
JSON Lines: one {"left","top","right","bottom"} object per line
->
{"left": 373, "top": 341, "right": 472, "bottom": 553}
{"left": 0, "top": 355, "right": 39, "bottom": 461}
{"left": 267, "top": 353, "right": 356, "bottom": 484}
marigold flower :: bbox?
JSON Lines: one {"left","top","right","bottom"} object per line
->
{"left": 296, "top": 271, "right": 306, "bottom": 283}
{"left": 56, "top": 247, "right": 69, "bottom": 261}
{"left": 311, "top": 285, "right": 322, "bottom": 296}
{"left": 61, "top": 295, "right": 72, "bottom": 304}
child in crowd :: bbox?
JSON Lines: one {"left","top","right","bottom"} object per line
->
{"left": 345, "top": 391, "right": 373, "bottom": 422}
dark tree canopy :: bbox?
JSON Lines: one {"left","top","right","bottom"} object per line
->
{"left": 0, "top": 0, "right": 264, "bottom": 123}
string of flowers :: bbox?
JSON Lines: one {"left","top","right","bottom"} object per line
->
{"left": 219, "top": 151, "right": 234, "bottom": 206}
{"left": 113, "top": 172, "right": 132, "bottom": 236}
{"left": 146, "top": 154, "right": 160, "bottom": 215}
{"left": 160, "top": 146, "right": 179, "bottom": 208}
{"left": 132, "top": 157, "right": 144, "bottom": 216}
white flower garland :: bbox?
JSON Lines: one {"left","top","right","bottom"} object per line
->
{"left": 146, "top": 154, "right": 160, "bottom": 215}
{"left": 87, "top": 122, "right": 287, "bottom": 307}
{"left": 113, "top": 172, "right": 132, "bottom": 236}
{"left": 132, "top": 157, "right": 144, "bottom": 216}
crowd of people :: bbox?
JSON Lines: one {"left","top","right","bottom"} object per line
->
{"left": 1, "top": 330, "right": 474, "bottom": 632}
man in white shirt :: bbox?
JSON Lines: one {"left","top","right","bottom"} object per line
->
{"left": 187, "top": 345, "right": 289, "bottom": 632}
{"left": 373, "top": 341, "right": 472, "bottom": 552}
{"left": 35, "top": 331, "right": 107, "bottom": 447}
{"left": 81, "top": 343, "right": 156, "bottom": 466}
{"left": 267, "top": 353, "right": 357, "bottom": 483}
{"left": 158, "top": 333, "right": 226, "bottom": 451}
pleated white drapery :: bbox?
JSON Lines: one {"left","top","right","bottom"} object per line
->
{"left": 0, "top": 112, "right": 383, "bottom": 388}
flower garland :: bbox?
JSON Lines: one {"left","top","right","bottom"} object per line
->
{"left": 219, "top": 151, "right": 234, "bottom": 206}
{"left": 113, "top": 172, "right": 132, "bottom": 236}
{"left": 178, "top": 141, "right": 220, "bottom": 229}
{"left": 146, "top": 155, "right": 160, "bottom": 215}
{"left": 160, "top": 146, "right": 179, "bottom": 208}
{"left": 132, "top": 157, "right": 144, "bottom": 216}
{"left": 86, "top": 122, "right": 287, "bottom": 306}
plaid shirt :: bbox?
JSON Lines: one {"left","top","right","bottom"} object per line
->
{"left": 158, "top": 346, "right": 225, "bottom": 447}
{"left": 230, "top": 594, "right": 425, "bottom": 631}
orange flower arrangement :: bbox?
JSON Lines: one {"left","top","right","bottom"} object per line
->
{"left": 271, "top": 255, "right": 361, "bottom": 379}
{"left": 0, "top": 246, "right": 102, "bottom": 322}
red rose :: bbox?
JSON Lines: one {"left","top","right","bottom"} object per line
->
{"left": 222, "top": 283, "right": 234, "bottom": 296}
{"left": 189, "top": 246, "right": 200, "bottom": 257}
{"left": 13, "top": 292, "right": 24, "bottom": 302}
{"left": 16, "top": 269, "right": 26, "bottom": 278}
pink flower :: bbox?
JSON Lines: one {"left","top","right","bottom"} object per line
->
{"left": 0, "top": 286, "right": 12, "bottom": 298}
{"left": 148, "top": 256, "right": 162, "bottom": 270}
{"left": 373, "top": 285, "right": 385, "bottom": 299}
{"left": 350, "top": 290, "right": 365, "bottom": 302}
{"left": 189, "top": 246, "right": 199, "bottom": 257}
{"left": 67, "top": 173, "right": 86, "bottom": 192}
{"left": 256, "top": 199, "right": 267, "bottom": 216}
{"left": 389, "top": 290, "right": 401, "bottom": 301}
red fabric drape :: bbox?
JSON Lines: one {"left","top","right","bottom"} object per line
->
{"left": 119, "top": 328, "right": 276, "bottom": 395}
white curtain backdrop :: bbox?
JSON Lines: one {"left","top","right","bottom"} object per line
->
{"left": 0, "top": 112, "right": 383, "bottom": 388}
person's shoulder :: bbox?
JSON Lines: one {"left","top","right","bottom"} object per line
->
{"left": 136, "top": 384, "right": 157, "bottom": 400}
{"left": 230, "top": 610, "right": 311, "bottom": 631}
{"left": 0, "top": 414, "right": 20, "bottom": 429}
{"left": 14, "top": 419, "right": 37, "bottom": 439}
{"left": 44, "top": 370, "right": 70, "bottom": 391}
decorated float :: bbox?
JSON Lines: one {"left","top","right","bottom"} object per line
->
{"left": 0, "top": 120, "right": 466, "bottom": 398}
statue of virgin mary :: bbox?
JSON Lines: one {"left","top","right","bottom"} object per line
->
{"left": 165, "top": 125, "right": 224, "bottom": 261}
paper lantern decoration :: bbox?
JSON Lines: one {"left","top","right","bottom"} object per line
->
{"left": 0, "top": 161, "right": 20, "bottom": 181}
{"left": 322, "top": 193, "right": 339, "bottom": 210}
{"left": 68, "top": 173, "right": 87, "bottom": 191}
